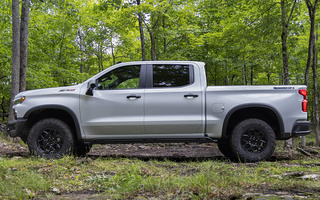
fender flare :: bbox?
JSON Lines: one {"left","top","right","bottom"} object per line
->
{"left": 24, "top": 105, "right": 83, "bottom": 142}
{"left": 221, "top": 104, "right": 285, "bottom": 139}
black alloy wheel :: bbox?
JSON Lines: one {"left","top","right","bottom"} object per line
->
{"left": 28, "top": 118, "right": 74, "bottom": 159}
{"left": 241, "top": 128, "right": 268, "bottom": 154}
{"left": 37, "top": 128, "right": 64, "bottom": 155}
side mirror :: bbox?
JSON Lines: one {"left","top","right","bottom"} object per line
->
{"left": 86, "top": 80, "right": 96, "bottom": 96}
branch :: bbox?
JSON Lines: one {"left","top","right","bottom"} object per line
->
{"left": 287, "top": 0, "right": 297, "bottom": 26}
{"left": 247, "top": 2, "right": 279, "bottom": 26}
{"left": 142, "top": 17, "right": 151, "bottom": 33}
{"left": 297, "top": 147, "right": 312, "bottom": 157}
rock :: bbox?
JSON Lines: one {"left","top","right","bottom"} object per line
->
{"left": 298, "top": 174, "right": 320, "bottom": 180}
{"left": 25, "top": 189, "right": 32, "bottom": 196}
{"left": 52, "top": 187, "right": 61, "bottom": 195}
{"left": 284, "top": 172, "right": 304, "bottom": 177}
{"left": 269, "top": 175, "right": 282, "bottom": 179}
{"left": 10, "top": 167, "right": 18, "bottom": 172}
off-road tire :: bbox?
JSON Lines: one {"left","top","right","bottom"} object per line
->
{"left": 230, "top": 118, "right": 276, "bottom": 162}
{"left": 27, "top": 118, "right": 74, "bottom": 159}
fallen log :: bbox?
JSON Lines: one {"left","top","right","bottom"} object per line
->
{"left": 296, "top": 147, "right": 313, "bottom": 157}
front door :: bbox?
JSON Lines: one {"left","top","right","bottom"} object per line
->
{"left": 79, "top": 65, "right": 145, "bottom": 139}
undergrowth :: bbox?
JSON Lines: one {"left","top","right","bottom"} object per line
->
{"left": 0, "top": 152, "right": 320, "bottom": 199}
{"left": 0, "top": 133, "right": 320, "bottom": 199}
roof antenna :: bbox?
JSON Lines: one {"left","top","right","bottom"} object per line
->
{"left": 117, "top": 61, "right": 122, "bottom": 64}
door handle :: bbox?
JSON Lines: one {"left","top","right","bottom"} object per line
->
{"left": 184, "top": 94, "right": 198, "bottom": 98}
{"left": 127, "top": 95, "right": 141, "bottom": 99}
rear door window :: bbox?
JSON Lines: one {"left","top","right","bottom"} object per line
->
{"left": 152, "top": 65, "right": 193, "bottom": 87}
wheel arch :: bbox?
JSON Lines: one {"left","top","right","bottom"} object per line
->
{"left": 22, "top": 105, "right": 82, "bottom": 143}
{"left": 221, "top": 104, "right": 285, "bottom": 140}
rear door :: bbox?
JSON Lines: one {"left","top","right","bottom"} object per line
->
{"left": 144, "top": 64, "right": 204, "bottom": 135}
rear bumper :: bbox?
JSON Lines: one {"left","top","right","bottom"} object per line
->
{"left": 291, "top": 121, "right": 311, "bottom": 137}
{"left": 6, "top": 119, "right": 27, "bottom": 137}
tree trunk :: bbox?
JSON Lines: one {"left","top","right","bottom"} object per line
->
{"left": 150, "top": 25, "right": 156, "bottom": 60}
{"left": 137, "top": 0, "right": 146, "bottom": 61}
{"left": 78, "top": 30, "right": 84, "bottom": 73}
{"left": 19, "top": 0, "right": 30, "bottom": 93}
{"left": 281, "top": 0, "right": 296, "bottom": 151}
{"left": 303, "top": 1, "right": 314, "bottom": 147}
{"left": 250, "top": 66, "right": 254, "bottom": 85}
{"left": 163, "top": 13, "right": 167, "bottom": 54}
{"left": 305, "top": 0, "right": 320, "bottom": 145}
{"left": 242, "top": 55, "right": 247, "bottom": 85}
{"left": 305, "top": 0, "right": 317, "bottom": 85}
{"left": 280, "top": 0, "right": 295, "bottom": 85}
{"left": 312, "top": 46, "right": 320, "bottom": 145}
{"left": 100, "top": 47, "right": 104, "bottom": 71}
{"left": 8, "top": 0, "right": 21, "bottom": 122}
{"left": 111, "top": 37, "right": 115, "bottom": 65}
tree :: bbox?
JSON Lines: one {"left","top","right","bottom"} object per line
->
{"left": 281, "top": 0, "right": 296, "bottom": 85}
{"left": 19, "top": 0, "right": 30, "bottom": 92}
{"left": 8, "top": 0, "right": 30, "bottom": 122}
{"left": 305, "top": 0, "right": 320, "bottom": 145}
{"left": 137, "top": 0, "right": 146, "bottom": 61}
{"left": 8, "top": 0, "right": 21, "bottom": 122}
{"left": 280, "top": 0, "right": 297, "bottom": 151}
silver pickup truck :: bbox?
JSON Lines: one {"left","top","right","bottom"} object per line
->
{"left": 7, "top": 61, "right": 311, "bottom": 162}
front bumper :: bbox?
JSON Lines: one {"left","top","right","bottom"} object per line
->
{"left": 6, "top": 119, "right": 27, "bottom": 137}
{"left": 292, "top": 121, "right": 311, "bottom": 137}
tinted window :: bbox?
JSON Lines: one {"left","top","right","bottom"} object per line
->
{"left": 153, "top": 65, "right": 191, "bottom": 87}
{"left": 97, "top": 65, "right": 141, "bottom": 90}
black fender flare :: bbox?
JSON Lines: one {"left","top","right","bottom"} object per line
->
{"left": 221, "top": 104, "right": 285, "bottom": 139}
{"left": 24, "top": 105, "right": 83, "bottom": 142}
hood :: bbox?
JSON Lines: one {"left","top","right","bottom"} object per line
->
{"left": 15, "top": 85, "right": 82, "bottom": 99}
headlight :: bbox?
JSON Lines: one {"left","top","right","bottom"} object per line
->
{"left": 14, "top": 96, "right": 26, "bottom": 105}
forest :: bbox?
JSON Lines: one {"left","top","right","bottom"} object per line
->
{"left": 0, "top": 0, "right": 320, "bottom": 143}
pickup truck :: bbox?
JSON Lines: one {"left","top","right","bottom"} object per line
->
{"left": 7, "top": 61, "right": 311, "bottom": 162}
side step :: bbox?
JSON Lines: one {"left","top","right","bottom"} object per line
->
{"left": 85, "top": 137, "right": 218, "bottom": 145}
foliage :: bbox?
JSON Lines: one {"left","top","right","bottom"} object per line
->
{"left": 1, "top": 0, "right": 320, "bottom": 136}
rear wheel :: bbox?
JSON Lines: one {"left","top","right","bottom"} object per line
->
{"left": 230, "top": 118, "right": 276, "bottom": 162}
{"left": 27, "top": 119, "right": 74, "bottom": 159}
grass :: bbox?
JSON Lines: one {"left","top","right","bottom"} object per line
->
{"left": 1, "top": 134, "right": 320, "bottom": 199}
{"left": 1, "top": 150, "right": 320, "bottom": 199}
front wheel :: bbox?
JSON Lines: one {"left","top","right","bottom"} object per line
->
{"left": 27, "top": 119, "right": 74, "bottom": 159}
{"left": 230, "top": 119, "right": 276, "bottom": 162}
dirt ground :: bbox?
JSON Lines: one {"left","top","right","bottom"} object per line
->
{"left": 0, "top": 122, "right": 301, "bottom": 161}
{"left": 0, "top": 137, "right": 224, "bottom": 160}
{"left": 0, "top": 137, "right": 295, "bottom": 162}
{"left": 0, "top": 122, "right": 300, "bottom": 161}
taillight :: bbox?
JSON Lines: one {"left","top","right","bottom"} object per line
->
{"left": 299, "top": 89, "right": 308, "bottom": 112}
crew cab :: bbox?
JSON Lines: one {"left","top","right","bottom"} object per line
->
{"left": 7, "top": 61, "right": 311, "bottom": 162}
